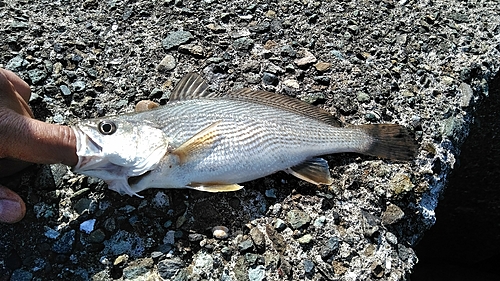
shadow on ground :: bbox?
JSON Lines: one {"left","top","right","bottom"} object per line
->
{"left": 412, "top": 74, "right": 500, "bottom": 280}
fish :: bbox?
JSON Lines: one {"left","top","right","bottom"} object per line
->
{"left": 72, "top": 73, "right": 418, "bottom": 197}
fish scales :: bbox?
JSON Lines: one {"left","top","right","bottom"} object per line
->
{"left": 72, "top": 73, "right": 417, "bottom": 196}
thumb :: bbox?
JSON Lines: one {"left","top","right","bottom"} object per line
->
{"left": 0, "top": 185, "right": 26, "bottom": 224}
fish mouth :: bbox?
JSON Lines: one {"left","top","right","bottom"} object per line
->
{"left": 71, "top": 125, "right": 110, "bottom": 173}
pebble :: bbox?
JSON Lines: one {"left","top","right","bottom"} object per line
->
{"left": 10, "top": 269, "right": 33, "bottom": 281}
{"left": 6, "top": 56, "right": 28, "bottom": 71}
{"left": 60, "top": 84, "right": 71, "bottom": 96}
{"left": 314, "top": 62, "right": 332, "bottom": 72}
{"left": 274, "top": 218, "right": 286, "bottom": 231}
{"left": 356, "top": 92, "right": 371, "bottom": 103}
{"left": 249, "top": 227, "right": 266, "bottom": 252}
{"left": 297, "top": 234, "right": 313, "bottom": 244}
{"left": 248, "top": 265, "right": 265, "bottom": 281}
{"left": 88, "top": 229, "right": 106, "bottom": 243}
{"left": 157, "top": 258, "right": 185, "bottom": 280}
{"left": 163, "top": 230, "right": 175, "bottom": 245}
{"left": 320, "top": 237, "right": 340, "bottom": 260}
{"left": 113, "top": 254, "right": 129, "bottom": 266}
{"left": 80, "top": 219, "right": 96, "bottom": 234}
{"left": 265, "top": 188, "right": 277, "bottom": 198}
{"left": 283, "top": 79, "right": 300, "bottom": 89}
{"left": 192, "top": 252, "right": 214, "bottom": 276}
{"left": 44, "top": 227, "right": 60, "bottom": 239}
{"left": 262, "top": 72, "right": 278, "bottom": 86}
{"left": 162, "top": 30, "right": 193, "bottom": 50}
{"left": 286, "top": 209, "right": 311, "bottom": 229}
{"left": 381, "top": 203, "right": 405, "bottom": 225}
{"left": 178, "top": 44, "right": 204, "bottom": 57}
{"left": 459, "top": 82, "right": 473, "bottom": 107}
{"left": 157, "top": 54, "right": 176, "bottom": 72}
{"left": 212, "top": 226, "right": 230, "bottom": 239}
{"left": 303, "top": 259, "right": 315, "bottom": 274}
{"left": 188, "top": 233, "right": 204, "bottom": 242}
{"left": 238, "top": 239, "right": 254, "bottom": 253}
{"left": 294, "top": 49, "right": 317, "bottom": 66}
{"left": 27, "top": 68, "right": 47, "bottom": 84}
{"left": 281, "top": 45, "right": 297, "bottom": 57}
{"left": 52, "top": 230, "right": 75, "bottom": 254}
{"left": 233, "top": 37, "right": 254, "bottom": 50}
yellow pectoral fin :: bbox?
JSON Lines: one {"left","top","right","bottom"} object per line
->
{"left": 172, "top": 121, "right": 221, "bottom": 164}
{"left": 188, "top": 183, "right": 244, "bottom": 192}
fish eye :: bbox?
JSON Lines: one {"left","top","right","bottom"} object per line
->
{"left": 98, "top": 121, "right": 117, "bottom": 135}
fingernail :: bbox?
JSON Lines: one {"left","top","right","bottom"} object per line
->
{"left": 0, "top": 186, "right": 26, "bottom": 224}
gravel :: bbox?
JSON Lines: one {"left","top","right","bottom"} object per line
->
{"left": 0, "top": 0, "right": 499, "bottom": 280}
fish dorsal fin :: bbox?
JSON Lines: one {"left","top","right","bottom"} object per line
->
{"left": 169, "top": 73, "right": 210, "bottom": 101}
{"left": 286, "top": 157, "right": 333, "bottom": 185}
{"left": 224, "top": 88, "right": 341, "bottom": 127}
{"left": 172, "top": 121, "right": 221, "bottom": 164}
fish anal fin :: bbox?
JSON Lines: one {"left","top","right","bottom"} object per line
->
{"left": 172, "top": 121, "right": 221, "bottom": 164}
{"left": 286, "top": 157, "right": 333, "bottom": 185}
{"left": 169, "top": 73, "right": 210, "bottom": 102}
{"left": 188, "top": 182, "right": 243, "bottom": 192}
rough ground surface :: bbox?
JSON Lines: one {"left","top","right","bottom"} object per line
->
{"left": 0, "top": 0, "right": 499, "bottom": 280}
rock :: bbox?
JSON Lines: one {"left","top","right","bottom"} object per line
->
{"left": 157, "top": 258, "right": 185, "bottom": 280}
{"left": 10, "top": 269, "right": 33, "bottom": 281}
{"left": 162, "top": 30, "right": 193, "bottom": 50}
{"left": 297, "top": 234, "right": 313, "bottom": 244}
{"left": 238, "top": 238, "right": 254, "bottom": 253}
{"left": 6, "top": 56, "right": 28, "bottom": 71}
{"left": 72, "top": 80, "right": 86, "bottom": 92}
{"left": 265, "top": 188, "right": 277, "bottom": 198}
{"left": 178, "top": 44, "right": 204, "bottom": 57}
{"left": 188, "top": 233, "right": 203, "bottom": 242}
{"left": 88, "top": 229, "right": 106, "bottom": 243}
{"left": 249, "top": 227, "right": 265, "bottom": 252}
{"left": 381, "top": 203, "right": 405, "bottom": 225}
{"left": 212, "top": 226, "right": 230, "bottom": 239}
{"left": 248, "top": 265, "right": 265, "bottom": 281}
{"left": 320, "top": 236, "right": 340, "bottom": 260}
{"left": 114, "top": 254, "right": 129, "bottom": 266}
{"left": 122, "top": 258, "right": 154, "bottom": 280}
{"left": 459, "top": 82, "right": 474, "bottom": 107}
{"left": 303, "top": 259, "right": 315, "bottom": 274}
{"left": 314, "top": 62, "right": 332, "bottom": 72}
{"left": 356, "top": 92, "right": 371, "bottom": 103}
{"left": 233, "top": 37, "right": 254, "bottom": 50}
{"left": 80, "top": 219, "right": 96, "bottom": 234}
{"left": 283, "top": 79, "right": 300, "bottom": 89}
{"left": 52, "top": 230, "right": 75, "bottom": 254}
{"left": 192, "top": 252, "right": 214, "bottom": 276}
{"left": 157, "top": 54, "right": 176, "bottom": 72}
{"left": 262, "top": 72, "right": 278, "bottom": 86}
{"left": 27, "top": 68, "right": 47, "bottom": 84}
{"left": 286, "top": 209, "right": 311, "bottom": 229}
{"left": 60, "top": 84, "right": 71, "bottom": 96}
{"left": 274, "top": 219, "right": 286, "bottom": 231}
{"left": 294, "top": 49, "right": 317, "bottom": 66}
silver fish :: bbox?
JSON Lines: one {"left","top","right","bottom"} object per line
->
{"left": 72, "top": 73, "right": 417, "bottom": 197}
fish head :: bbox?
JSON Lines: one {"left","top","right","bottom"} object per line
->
{"left": 72, "top": 117, "right": 169, "bottom": 197}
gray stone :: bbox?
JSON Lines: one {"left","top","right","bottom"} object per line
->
{"left": 248, "top": 265, "right": 265, "bottom": 281}
{"left": 52, "top": 230, "right": 75, "bottom": 254}
{"left": 249, "top": 227, "right": 265, "bottom": 252}
{"left": 381, "top": 203, "right": 405, "bottom": 225}
{"left": 238, "top": 239, "right": 254, "bottom": 253}
{"left": 72, "top": 80, "right": 86, "bottom": 92}
{"left": 60, "top": 84, "right": 71, "bottom": 96}
{"left": 178, "top": 44, "right": 204, "bottom": 57}
{"left": 27, "top": 68, "right": 47, "bottom": 84}
{"left": 286, "top": 209, "right": 311, "bottom": 229}
{"left": 320, "top": 237, "right": 340, "bottom": 260}
{"left": 6, "top": 56, "right": 28, "bottom": 71}
{"left": 88, "top": 229, "right": 106, "bottom": 243}
{"left": 303, "top": 259, "right": 315, "bottom": 274}
{"left": 233, "top": 37, "right": 254, "bottom": 50}
{"left": 157, "top": 54, "right": 176, "bottom": 72}
{"left": 162, "top": 31, "right": 193, "bottom": 50}
{"left": 157, "top": 258, "right": 185, "bottom": 279}
{"left": 459, "top": 82, "right": 473, "bottom": 107}
{"left": 262, "top": 72, "right": 278, "bottom": 86}
{"left": 10, "top": 269, "right": 33, "bottom": 281}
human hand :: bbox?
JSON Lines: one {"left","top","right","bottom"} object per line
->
{"left": 0, "top": 68, "right": 78, "bottom": 223}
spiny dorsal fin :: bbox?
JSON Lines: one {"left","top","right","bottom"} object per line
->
{"left": 224, "top": 88, "right": 341, "bottom": 127}
{"left": 169, "top": 73, "right": 210, "bottom": 101}
{"left": 172, "top": 121, "right": 221, "bottom": 164}
{"left": 285, "top": 157, "right": 333, "bottom": 185}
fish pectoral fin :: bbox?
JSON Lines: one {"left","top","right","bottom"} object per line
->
{"left": 188, "top": 183, "right": 244, "bottom": 192}
{"left": 172, "top": 121, "right": 221, "bottom": 164}
{"left": 286, "top": 157, "right": 333, "bottom": 185}
{"left": 107, "top": 179, "right": 144, "bottom": 198}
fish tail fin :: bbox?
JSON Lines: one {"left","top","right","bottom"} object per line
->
{"left": 358, "top": 124, "right": 418, "bottom": 160}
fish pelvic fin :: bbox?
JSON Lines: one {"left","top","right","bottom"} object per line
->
{"left": 286, "top": 157, "right": 333, "bottom": 185}
{"left": 188, "top": 183, "right": 244, "bottom": 192}
{"left": 359, "top": 124, "right": 418, "bottom": 160}
{"left": 172, "top": 121, "right": 221, "bottom": 164}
